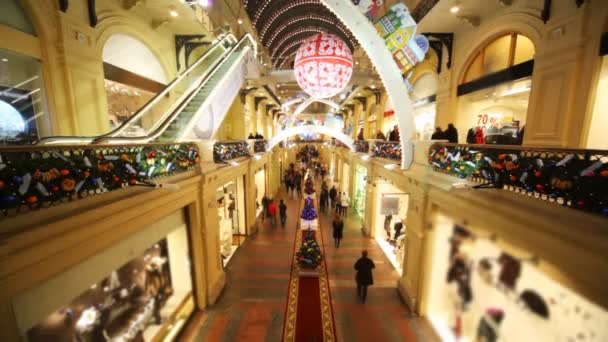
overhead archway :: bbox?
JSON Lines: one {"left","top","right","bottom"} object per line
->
{"left": 268, "top": 125, "right": 355, "bottom": 150}
{"left": 320, "top": 0, "right": 415, "bottom": 168}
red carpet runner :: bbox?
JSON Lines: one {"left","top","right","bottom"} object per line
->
{"left": 282, "top": 196, "right": 336, "bottom": 341}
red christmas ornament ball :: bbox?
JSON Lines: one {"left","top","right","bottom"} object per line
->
{"left": 535, "top": 171, "right": 542, "bottom": 178}
{"left": 129, "top": 178, "right": 138, "bottom": 185}
{"left": 113, "top": 176, "right": 120, "bottom": 182}
{"left": 294, "top": 32, "right": 353, "bottom": 99}
{"left": 535, "top": 184, "right": 544, "bottom": 191}
{"left": 26, "top": 195, "right": 38, "bottom": 204}
{"left": 0, "top": 180, "right": 4, "bottom": 189}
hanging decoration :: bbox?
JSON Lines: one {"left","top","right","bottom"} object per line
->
{"left": 294, "top": 32, "right": 353, "bottom": 99}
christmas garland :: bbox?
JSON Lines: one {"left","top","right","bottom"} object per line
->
{"left": 354, "top": 140, "right": 370, "bottom": 153}
{"left": 372, "top": 141, "right": 402, "bottom": 160}
{"left": 429, "top": 144, "right": 608, "bottom": 216}
{"left": 0, "top": 143, "right": 199, "bottom": 216}
{"left": 213, "top": 141, "right": 250, "bottom": 162}
{"left": 253, "top": 140, "right": 268, "bottom": 153}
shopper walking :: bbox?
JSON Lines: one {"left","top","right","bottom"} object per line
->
{"left": 354, "top": 250, "right": 375, "bottom": 303}
{"left": 329, "top": 185, "right": 337, "bottom": 209}
{"left": 320, "top": 187, "right": 329, "bottom": 213}
{"left": 294, "top": 172, "right": 302, "bottom": 198}
{"left": 261, "top": 193, "right": 270, "bottom": 221}
{"left": 341, "top": 192, "right": 350, "bottom": 217}
{"left": 332, "top": 214, "right": 344, "bottom": 248}
{"left": 279, "top": 199, "right": 287, "bottom": 228}
{"left": 268, "top": 199, "right": 277, "bottom": 229}
{"left": 335, "top": 191, "right": 342, "bottom": 215}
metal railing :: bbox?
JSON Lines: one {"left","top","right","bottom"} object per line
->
{"left": 0, "top": 143, "right": 199, "bottom": 218}
{"left": 429, "top": 143, "right": 608, "bottom": 217}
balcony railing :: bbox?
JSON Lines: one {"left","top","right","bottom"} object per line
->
{"left": 429, "top": 143, "right": 608, "bottom": 217}
{"left": 0, "top": 143, "right": 199, "bottom": 217}
{"left": 354, "top": 140, "right": 370, "bottom": 153}
{"left": 213, "top": 141, "right": 250, "bottom": 162}
{"left": 372, "top": 141, "right": 402, "bottom": 161}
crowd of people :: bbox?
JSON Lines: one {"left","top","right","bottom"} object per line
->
{"left": 356, "top": 125, "right": 401, "bottom": 142}
{"left": 247, "top": 132, "right": 265, "bottom": 139}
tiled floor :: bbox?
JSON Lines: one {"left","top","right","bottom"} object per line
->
{"left": 181, "top": 184, "right": 438, "bottom": 341}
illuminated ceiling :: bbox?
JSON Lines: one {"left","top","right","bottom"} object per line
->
{"left": 243, "top": 0, "right": 358, "bottom": 68}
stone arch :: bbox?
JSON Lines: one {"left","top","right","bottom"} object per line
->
{"left": 320, "top": 0, "right": 415, "bottom": 168}
{"left": 268, "top": 125, "right": 354, "bottom": 150}
{"left": 94, "top": 16, "right": 174, "bottom": 83}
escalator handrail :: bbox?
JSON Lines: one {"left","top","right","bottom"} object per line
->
{"left": 36, "top": 32, "right": 239, "bottom": 145}
{"left": 92, "top": 33, "right": 257, "bottom": 145}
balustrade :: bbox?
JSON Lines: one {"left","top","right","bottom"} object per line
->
{"left": 0, "top": 143, "right": 199, "bottom": 217}
{"left": 213, "top": 141, "right": 250, "bottom": 162}
{"left": 372, "top": 140, "right": 402, "bottom": 161}
{"left": 429, "top": 143, "right": 608, "bottom": 216}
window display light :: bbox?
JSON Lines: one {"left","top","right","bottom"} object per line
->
{"left": 294, "top": 32, "right": 353, "bottom": 99}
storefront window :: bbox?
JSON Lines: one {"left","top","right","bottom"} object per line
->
{"left": 586, "top": 56, "right": 608, "bottom": 149}
{"left": 456, "top": 77, "right": 530, "bottom": 144}
{"left": 373, "top": 183, "right": 408, "bottom": 274}
{"left": 353, "top": 165, "right": 367, "bottom": 218}
{"left": 254, "top": 168, "right": 266, "bottom": 217}
{"left": 0, "top": 48, "right": 50, "bottom": 145}
{"left": 217, "top": 177, "right": 246, "bottom": 267}
{"left": 427, "top": 213, "right": 608, "bottom": 342}
{"left": 21, "top": 226, "right": 193, "bottom": 342}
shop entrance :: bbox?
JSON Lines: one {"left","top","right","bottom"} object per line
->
{"left": 254, "top": 167, "right": 266, "bottom": 218}
{"left": 217, "top": 176, "right": 247, "bottom": 267}
{"left": 340, "top": 162, "right": 350, "bottom": 195}
{"left": 353, "top": 165, "right": 367, "bottom": 218}
{"left": 373, "top": 182, "right": 408, "bottom": 274}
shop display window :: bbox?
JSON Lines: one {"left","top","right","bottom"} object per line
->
{"left": 104, "top": 80, "right": 155, "bottom": 131}
{"left": 0, "top": 48, "right": 51, "bottom": 145}
{"left": 353, "top": 165, "right": 367, "bottom": 218}
{"left": 374, "top": 183, "right": 408, "bottom": 274}
{"left": 217, "top": 177, "right": 246, "bottom": 267}
{"left": 24, "top": 229, "right": 193, "bottom": 342}
{"left": 427, "top": 214, "right": 608, "bottom": 342}
{"left": 254, "top": 168, "right": 267, "bottom": 218}
{"left": 456, "top": 77, "right": 530, "bottom": 145}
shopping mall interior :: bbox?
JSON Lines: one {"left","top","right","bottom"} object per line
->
{"left": 1, "top": 0, "right": 607, "bottom": 341}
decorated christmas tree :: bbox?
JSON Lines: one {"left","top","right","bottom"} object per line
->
{"left": 296, "top": 229, "right": 323, "bottom": 268}
{"left": 304, "top": 176, "right": 315, "bottom": 195}
{"left": 300, "top": 197, "right": 317, "bottom": 221}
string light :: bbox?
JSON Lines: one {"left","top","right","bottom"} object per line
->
{"left": 270, "top": 27, "right": 324, "bottom": 57}
{"left": 263, "top": 14, "right": 353, "bottom": 46}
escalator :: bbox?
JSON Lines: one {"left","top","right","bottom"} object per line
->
{"left": 37, "top": 32, "right": 257, "bottom": 145}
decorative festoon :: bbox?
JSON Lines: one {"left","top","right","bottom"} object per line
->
{"left": 294, "top": 32, "right": 353, "bottom": 99}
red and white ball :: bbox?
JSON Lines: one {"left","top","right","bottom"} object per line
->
{"left": 294, "top": 32, "right": 353, "bottom": 99}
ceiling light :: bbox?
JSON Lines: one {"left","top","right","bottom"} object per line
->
{"left": 169, "top": 6, "right": 179, "bottom": 17}
{"left": 237, "top": 19, "right": 243, "bottom": 25}
{"left": 370, "top": 85, "right": 376, "bottom": 89}
{"left": 450, "top": 4, "right": 461, "bottom": 13}
{"left": 198, "top": 0, "right": 211, "bottom": 7}
{"left": 340, "top": 94, "right": 346, "bottom": 100}
{"left": 1, "top": 58, "right": 7, "bottom": 62}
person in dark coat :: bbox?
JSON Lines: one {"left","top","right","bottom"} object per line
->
{"left": 357, "top": 128, "right": 364, "bottom": 141}
{"left": 354, "top": 250, "right": 375, "bottom": 303}
{"left": 332, "top": 214, "right": 344, "bottom": 248}
{"left": 248, "top": 133, "right": 255, "bottom": 139}
{"left": 329, "top": 185, "right": 337, "bottom": 209}
{"left": 375, "top": 129, "right": 387, "bottom": 140}
{"left": 279, "top": 199, "right": 287, "bottom": 228}
{"left": 320, "top": 188, "right": 329, "bottom": 213}
{"left": 431, "top": 127, "right": 445, "bottom": 140}
{"left": 261, "top": 193, "right": 270, "bottom": 221}
{"left": 445, "top": 123, "right": 459, "bottom": 143}
{"left": 388, "top": 125, "right": 400, "bottom": 142}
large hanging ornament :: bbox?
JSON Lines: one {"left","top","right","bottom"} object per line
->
{"left": 294, "top": 32, "right": 353, "bottom": 99}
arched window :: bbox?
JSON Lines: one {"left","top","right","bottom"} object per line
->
{"left": 102, "top": 34, "right": 168, "bottom": 130}
{"left": 461, "top": 33, "right": 535, "bottom": 84}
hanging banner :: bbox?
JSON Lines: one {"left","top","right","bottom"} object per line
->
{"left": 373, "top": 3, "right": 429, "bottom": 75}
